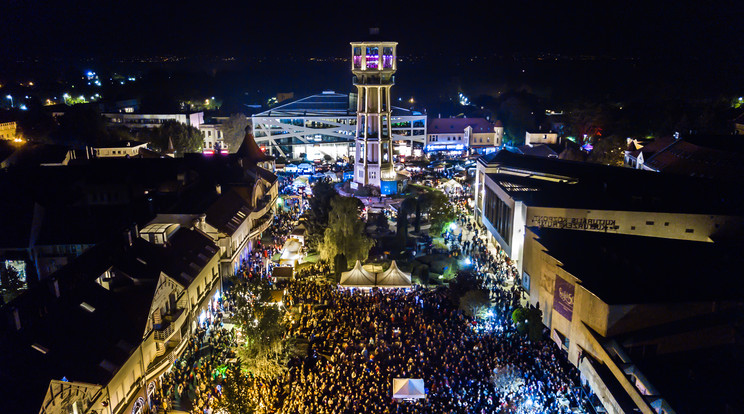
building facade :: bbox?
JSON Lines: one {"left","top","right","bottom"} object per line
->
{"left": 521, "top": 227, "right": 744, "bottom": 414}
{"left": 252, "top": 91, "right": 425, "bottom": 160}
{"left": 93, "top": 140, "right": 149, "bottom": 158}
{"left": 102, "top": 112, "right": 204, "bottom": 129}
{"left": 474, "top": 151, "right": 744, "bottom": 274}
{"left": 425, "top": 118, "right": 502, "bottom": 154}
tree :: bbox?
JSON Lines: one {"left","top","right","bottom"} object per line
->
{"left": 53, "top": 105, "right": 111, "bottom": 147}
{"left": 16, "top": 105, "right": 56, "bottom": 143}
{"left": 334, "top": 253, "right": 348, "bottom": 282}
{"left": 427, "top": 191, "right": 456, "bottom": 236}
{"left": 318, "top": 197, "right": 374, "bottom": 265}
{"left": 142, "top": 120, "right": 203, "bottom": 155}
{"left": 588, "top": 134, "right": 625, "bottom": 166}
{"left": 305, "top": 181, "right": 338, "bottom": 249}
{"left": 414, "top": 191, "right": 436, "bottom": 233}
{"left": 397, "top": 197, "right": 416, "bottom": 244}
{"left": 512, "top": 306, "right": 543, "bottom": 341}
{"left": 1, "top": 264, "right": 25, "bottom": 304}
{"left": 459, "top": 289, "right": 491, "bottom": 319}
{"left": 220, "top": 113, "right": 249, "bottom": 153}
{"left": 214, "top": 361, "right": 256, "bottom": 414}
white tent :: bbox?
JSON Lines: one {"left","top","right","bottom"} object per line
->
{"left": 392, "top": 378, "right": 426, "bottom": 399}
{"left": 279, "top": 239, "right": 303, "bottom": 265}
{"left": 340, "top": 260, "right": 376, "bottom": 287}
{"left": 376, "top": 261, "right": 412, "bottom": 288}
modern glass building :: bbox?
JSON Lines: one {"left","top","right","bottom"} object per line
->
{"left": 252, "top": 91, "right": 425, "bottom": 160}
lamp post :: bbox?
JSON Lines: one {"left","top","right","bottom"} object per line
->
{"left": 6, "top": 95, "right": 13, "bottom": 108}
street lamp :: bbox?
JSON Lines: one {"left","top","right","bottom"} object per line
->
{"left": 6, "top": 95, "right": 12, "bottom": 108}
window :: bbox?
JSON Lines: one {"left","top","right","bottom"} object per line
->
{"left": 664, "top": 222, "right": 669, "bottom": 226}
{"left": 483, "top": 187, "right": 513, "bottom": 242}
{"left": 685, "top": 229, "right": 694, "bottom": 233}
{"left": 646, "top": 221, "right": 654, "bottom": 225}
{"left": 208, "top": 131, "right": 212, "bottom": 137}
{"left": 631, "top": 226, "right": 636, "bottom": 230}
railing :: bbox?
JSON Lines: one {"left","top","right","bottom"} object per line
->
{"left": 154, "top": 323, "right": 175, "bottom": 341}
{"left": 352, "top": 75, "right": 395, "bottom": 85}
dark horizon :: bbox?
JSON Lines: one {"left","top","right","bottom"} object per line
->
{"left": 2, "top": 0, "right": 743, "bottom": 62}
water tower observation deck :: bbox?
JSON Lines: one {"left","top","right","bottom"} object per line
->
{"left": 350, "top": 41, "right": 397, "bottom": 85}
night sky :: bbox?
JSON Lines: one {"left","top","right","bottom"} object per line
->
{"left": 2, "top": 0, "right": 743, "bottom": 61}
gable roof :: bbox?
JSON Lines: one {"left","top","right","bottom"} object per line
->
{"left": 205, "top": 190, "right": 252, "bottom": 235}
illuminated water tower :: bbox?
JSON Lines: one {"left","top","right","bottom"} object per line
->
{"left": 351, "top": 39, "right": 398, "bottom": 194}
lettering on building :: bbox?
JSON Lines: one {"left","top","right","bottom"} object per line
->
{"left": 531, "top": 216, "right": 619, "bottom": 231}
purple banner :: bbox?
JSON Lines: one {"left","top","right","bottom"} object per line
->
{"left": 553, "top": 276, "right": 575, "bottom": 321}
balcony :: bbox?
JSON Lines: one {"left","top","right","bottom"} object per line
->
{"left": 153, "top": 307, "right": 185, "bottom": 342}
{"left": 352, "top": 75, "right": 395, "bottom": 86}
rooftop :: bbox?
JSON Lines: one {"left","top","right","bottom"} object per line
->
{"left": 480, "top": 150, "right": 744, "bottom": 215}
{"left": 427, "top": 117, "right": 495, "bottom": 134}
{"left": 254, "top": 92, "right": 423, "bottom": 117}
{"left": 529, "top": 227, "right": 744, "bottom": 304}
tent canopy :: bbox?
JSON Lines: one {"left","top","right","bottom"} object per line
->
{"left": 376, "top": 261, "right": 412, "bottom": 288}
{"left": 340, "top": 260, "right": 376, "bottom": 287}
{"left": 392, "top": 378, "right": 426, "bottom": 399}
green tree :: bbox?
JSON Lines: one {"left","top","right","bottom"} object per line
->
{"left": 588, "top": 134, "right": 626, "bottom": 166}
{"left": 414, "top": 191, "right": 436, "bottom": 233}
{"left": 318, "top": 196, "right": 374, "bottom": 265}
{"left": 459, "top": 289, "right": 491, "bottom": 319}
{"left": 512, "top": 306, "right": 543, "bottom": 341}
{"left": 142, "top": 120, "right": 203, "bottom": 155}
{"left": 305, "top": 181, "right": 339, "bottom": 249}
{"left": 428, "top": 191, "right": 456, "bottom": 236}
{"left": 214, "top": 361, "right": 255, "bottom": 414}
{"left": 220, "top": 113, "right": 249, "bottom": 153}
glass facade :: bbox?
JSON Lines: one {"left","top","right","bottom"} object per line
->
{"left": 484, "top": 187, "right": 513, "bottom": 243}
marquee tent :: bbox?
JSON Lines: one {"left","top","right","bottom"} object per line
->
{"left": 279, "top": 239, "right": 303, "bottom": 265}
{"left": 376, "top": 261, "right": 412, "bottom": 288}
{"left": 392, "top": 378, "right": 426, "bottom": 399}
{"left": 340, "top": 260, "right": 376, "bottom": 287}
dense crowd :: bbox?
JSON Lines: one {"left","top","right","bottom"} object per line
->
{"left": 158, "top": 314, "right": 237, "bottom": 414}
{"left": 152, "top": 176, "right": 589, "bottom": 414}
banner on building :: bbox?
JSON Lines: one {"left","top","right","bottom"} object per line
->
{"left": 553, "top": 276, "right": 575, "bottom": 321}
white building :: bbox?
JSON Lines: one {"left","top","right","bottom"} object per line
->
{"left": 426, "top": 118, "right": 502, "bottom": 154}
{"left": 93, "top": 140, "right": 149, "bottom": 158}
{"left": 474, "top": 150, "right": 744, "bottom": 275}
{"left": 198, "top": 123, "right": 228, "bottom": 154}
{"left": 252, "top": 91, "right": 425, "bottom": 160}
{"left": 525, "top": 131, "right": 559, "bottom": 145}
{"left": 102, "top": 112, "right": 204, "bottom": 129}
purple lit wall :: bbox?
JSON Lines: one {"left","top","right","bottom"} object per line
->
{"left": 366, "top": 55, "right": 379, "bottom": 69}
{"left": 353, "top": 55, "right": 362, "bottom": 68}
{"left": 382, "top": 55, "right": 394, "bottom": 69}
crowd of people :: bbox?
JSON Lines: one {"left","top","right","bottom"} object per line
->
{"left": 149, "top": 175, "right": 592, "bottom": 414}
{"left": 157, "top": 314, "right": 237, "bottom": 414}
